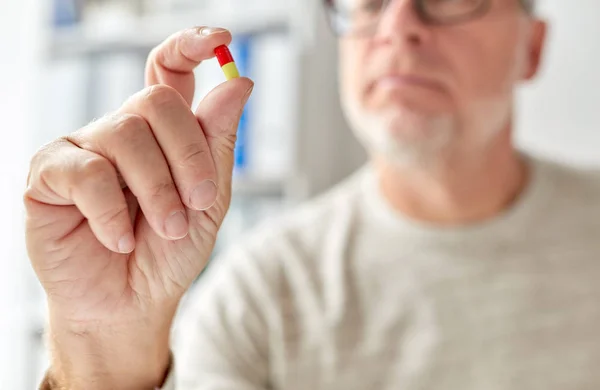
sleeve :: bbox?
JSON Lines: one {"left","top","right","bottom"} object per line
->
{"left": 38, "top": 354, "right": 177, "bottom": 390}
{"left": 170, "top": 246, "right": 276, "bottom": 390}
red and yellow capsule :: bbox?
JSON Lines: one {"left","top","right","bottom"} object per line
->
{"left": 214, "top": 45, "right": 240, "bottom": 80}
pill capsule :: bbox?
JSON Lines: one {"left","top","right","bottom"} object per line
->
{"left": 214, "top": 45, "right": 240, "bottom": 80}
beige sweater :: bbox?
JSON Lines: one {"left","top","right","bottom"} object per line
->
{"left": 43, "top": 156, "right": 600, "bottom": 389}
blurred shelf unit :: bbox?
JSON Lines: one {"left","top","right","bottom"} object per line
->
{"left": 41, "top": 2, "right": 308, "bottom": 200}
{"left": 37, "top": 0, "right": 366, "bottom": 218}
{"left": 44, "top": 5, "right": 291, "bottom": 59}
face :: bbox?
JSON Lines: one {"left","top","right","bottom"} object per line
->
{"left": 339, "top": 0, "right": 546, "bottom": 166}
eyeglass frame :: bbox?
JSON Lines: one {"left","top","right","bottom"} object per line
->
{"left": 323, "top": 0, "right": 536, "bottom": 37}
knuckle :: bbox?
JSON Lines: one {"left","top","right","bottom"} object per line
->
{"left": 151, "top": 41, "right": 174, "bottom": 68}
{"left": 93, "top": 204, "right": 128, "bottom": 227}
{"left": 74, "top": 156, "right": 116, "bottom": 191}
{"left": 178, "top": 143, "right": 211, "bottom": 167}
{"left": 111, "top": 113, "right": 151, "bottom": 144}
{"left": 147, "top": 180, "right": 179, "bottom": 204}
{"left": 148, "top": 30, "right": 186, "bottom": 68}
{"left": 27, "top": 139, "right": 70, "bottom": 187}
{"left": 28, "top": 142, "right": 52, "bottom": 175}
{"left": 143, "top": 84, "right": 182, "bottom": 111}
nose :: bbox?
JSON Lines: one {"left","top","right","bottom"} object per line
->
{"left": 375, "top": 0, "right": 432, "bottom": 47}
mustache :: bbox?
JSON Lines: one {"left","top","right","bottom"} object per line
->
{"left": 364, "top": 54, "right": 449, "bottom": 92}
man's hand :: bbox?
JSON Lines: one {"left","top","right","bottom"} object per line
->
{"left": 25, "top": 27, "right": 253, "bottom": 390}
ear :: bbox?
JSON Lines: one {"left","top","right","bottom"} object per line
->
{"left": 523, "top": 20, "right": 548, "bottom": 80}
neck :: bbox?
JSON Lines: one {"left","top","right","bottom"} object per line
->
{"left": 375, "top": 129, "right": 529, "bottom": 225}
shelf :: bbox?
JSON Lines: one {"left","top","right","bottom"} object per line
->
{"left": 232, "top": 177, "right": 286, "bottom": 197}
{"left": 45, "top": 6, "right": 291, "bottom": 59}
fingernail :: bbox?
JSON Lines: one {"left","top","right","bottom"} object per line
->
{"left": 164, "top": 211, "right": 189, "bottom": 240}
{"left": 190, "top": 180, "right": 218, "bottom": 211}
{"left": 118, "top": 232, "right": 135, "bottom": 254}
{"left": 198, "top": 27, "right": 227, "bottom": 36}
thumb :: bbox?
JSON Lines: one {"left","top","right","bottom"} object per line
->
{"left": 195, "top": 77, "right": 254, "bottom": 191}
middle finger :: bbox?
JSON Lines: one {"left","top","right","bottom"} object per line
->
{"left": 121, "top": 84, "right": 219, "bottom": 212}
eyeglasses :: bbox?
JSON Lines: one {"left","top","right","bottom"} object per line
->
{"left": 323, "top": 0, "right": 535, "bottom": 37}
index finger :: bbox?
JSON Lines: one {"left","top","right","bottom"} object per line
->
{"left": 145, "top": 27, "right": 232, "bottom": 105}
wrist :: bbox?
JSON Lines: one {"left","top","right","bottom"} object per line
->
{"left": 47, "top": 310, "right": 174, "bottom": 390}
{"left": 42, "top": 357, "right": 172, "bottom": 390}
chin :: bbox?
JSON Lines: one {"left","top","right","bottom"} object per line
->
{"left": 343, "top": 99, "right": 457, "bottom": 167}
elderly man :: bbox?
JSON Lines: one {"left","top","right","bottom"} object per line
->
{"left": 26, "top": 0, "right": 600, "bottom": 389}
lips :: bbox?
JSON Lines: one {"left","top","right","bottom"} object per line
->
{"left": 374, "top": 74, "right": 445, "bottom": 92}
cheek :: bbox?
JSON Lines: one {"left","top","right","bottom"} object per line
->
{"left": 448, "top": 27, "right": 526, "bottom": 102}
{"left": 340, "top": 40, "right": 370, "bottom": 101}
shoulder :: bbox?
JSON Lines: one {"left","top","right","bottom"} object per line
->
{"left": 536, "top": 156, "right": 600, "bottom": 200}
{"left": 530, "top": 155, "right": 600, "bottom": 233}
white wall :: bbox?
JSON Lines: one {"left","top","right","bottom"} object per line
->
{"left": 0, "top": 0, "right": 43, "bottom": 388}
{"left": 517, "top": 0, "right": 600, "bottom": 167}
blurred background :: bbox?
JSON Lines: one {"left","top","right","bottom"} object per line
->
{"left": 0, "top": 0, "right": 598, "bottom": 388}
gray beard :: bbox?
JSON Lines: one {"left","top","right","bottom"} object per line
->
{"left": 342, "top": 96, "right": 512, "bottom": 169}
{"left": 345, "top": 106, "right": 456, "bottom": 168}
